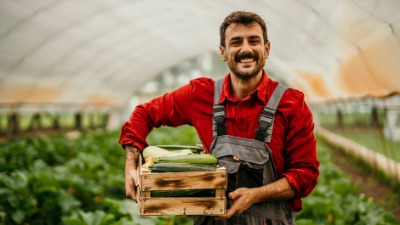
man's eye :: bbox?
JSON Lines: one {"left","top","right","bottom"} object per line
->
{"left": 230, "top": 40, "right": 241, "bottom": 46}
{"left": 250, "top": 39, "right": 260, "bottom": 44}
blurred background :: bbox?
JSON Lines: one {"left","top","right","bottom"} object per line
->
{"left": 1, "top": 0, "right": 400, "bottom": 224}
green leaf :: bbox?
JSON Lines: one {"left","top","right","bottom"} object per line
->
{"left": 11, "top": 210, "right": 24, "bottom": 223}
{"left": 59, "top": 190, "right": 80, "bottom": 213}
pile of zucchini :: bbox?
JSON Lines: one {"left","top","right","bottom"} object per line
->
{"left": 142, "top": 146, "right": 218, "bottom": 197}
{"left": 142, "top": 146, "right": 218, "bottom": 172}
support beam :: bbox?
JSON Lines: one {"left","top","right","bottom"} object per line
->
{"left": 28, "top": 113, "right": 42, "bottom": 131}
{"left": 75, "top": 112, "right": 82, "bottom": 129}
{"left": 7, "top": 112, "right": 19, "bottom": 136}
{"left": 336, "top": 109, "right": 343, "bottom": 127}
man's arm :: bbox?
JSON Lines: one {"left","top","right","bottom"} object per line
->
{"left": 119, "top": 81, "right": 198, "bottom": 151}
{"left": 124, "top": 145, "right": 140, "bottom": 201}
{"left": 222, "top": 177, "right": 295, "bottom": 218}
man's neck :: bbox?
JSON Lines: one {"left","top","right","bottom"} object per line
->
{"left": 230, "top": 72, "right": 263, "bottom": 99}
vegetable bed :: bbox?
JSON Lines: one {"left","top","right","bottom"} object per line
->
{"left": 0, "top": 126, "right": 398, "bottom": 225}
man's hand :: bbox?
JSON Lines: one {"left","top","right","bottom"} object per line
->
{"left": 217, "top": 177, "right": 295, "bottom": 219}
{"left": 224, "top": 188, "right": 257, "bottom": 218}
{"left": 124, "top": 145, "right": 140, "bottom": 201}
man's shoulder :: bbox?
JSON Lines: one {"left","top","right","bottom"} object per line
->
{"left": 189, "top": 77, "right": 215, "bottom": 89}
{"left": 267, "top": 78, "right": 305, "bottom": 100}
{"left": 278, "top": 86, "right": 310, "bottom": 113}
{"left": 190, "top": 77, "right": 214, "bottom": 84}
{"left": 284, "top": 87, "right": 305, "bottom": 99}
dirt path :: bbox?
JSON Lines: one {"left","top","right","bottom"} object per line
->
{"left": 329, "top": 146, "right": 400, "bottom": 221}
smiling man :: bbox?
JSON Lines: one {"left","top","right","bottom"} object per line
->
{"left": 119, "top": 11, "right": 319, "bottom": 225}
{"left": 221, "top": 20, "right": 268, "bottom": 81}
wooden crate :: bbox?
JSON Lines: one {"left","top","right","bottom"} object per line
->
{"left": 138, "top": 160, "right": 227, "bottom": 216}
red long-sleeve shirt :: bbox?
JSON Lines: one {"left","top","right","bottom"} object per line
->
{"left": 119, "top": 71, "right": 319, "bottom": 212}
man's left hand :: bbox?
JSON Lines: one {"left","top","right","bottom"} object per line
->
{"left": 219, "top": 187, "right": 258, "bottom": 219}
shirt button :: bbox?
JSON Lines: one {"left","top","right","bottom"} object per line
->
{"left": 238, "top": 118, "right": 246, "bottom": 131}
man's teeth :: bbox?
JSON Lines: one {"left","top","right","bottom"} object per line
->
{"left": 240, "top": 58, "right": 254, "bottom": 63}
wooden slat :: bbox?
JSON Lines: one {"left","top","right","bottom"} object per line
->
{"left": 215, "top": 189, "right": 225, "bottom": 198}
{"left": 140, "top": 169, "right": 226, "bottom": 191}
{"left": 141, "top": 197, "right": 226, "bottom": 216}
{"left": 138, "top": 158, "right": 227, "bottom": 216}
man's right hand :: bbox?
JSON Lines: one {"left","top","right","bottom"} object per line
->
{"left": 124, "top": 145, "right": 140, "bottom": 202}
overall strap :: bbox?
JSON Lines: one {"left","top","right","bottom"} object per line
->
{"left": 213, "top": 78, "right": 226, "bottom": 138}
{"left": 255, "top": 84, "right": 288, "bottom": 142}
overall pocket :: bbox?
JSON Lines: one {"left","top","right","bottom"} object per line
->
{"left": 237, "top": 162, "right": 264, "bottom": 189}
{"left": 211, "top": 135, "right": 269, "bottom": 190}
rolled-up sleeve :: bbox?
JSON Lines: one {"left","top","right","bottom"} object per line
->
{"left": 119, "top": 83, "right": 194, "bottom": 150}
{"left": 280, "top": 91, "right": 319, "bottom": 210}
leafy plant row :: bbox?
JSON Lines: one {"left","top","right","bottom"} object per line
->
{"left": 0, "top": 129, "right": 194, "bottom": 225}
{"left": 295, "top": 140, "right": 399, "bottom": 224}
{"left": 0, "top": 126, "right": 398, "bottom": 224}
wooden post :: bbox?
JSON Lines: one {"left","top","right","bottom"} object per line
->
{"left": 7, "top": 112, "right": 19, "bottom": 136}
{"left": 53, "top": 114, "right": 60, "bottom": 130}
{"left": 370, "top": 106, "right": 380, "bottom": 127}
{"left": 336, "top": 109, "right": 343, "bottom": 127}
{"left": 0, "top": 113, "right": 4, "bottom": 135}
{"left": 102, "top": 113, "right": 109, "bottom": 129}
{"left": 74, "top": 112, "right": 82, "bottom": 129}
{"left": 28, "top": 113, "right": 42, "bottom": 131}
{"left": 89, "top": 113, "right": 95, "bottom": 128}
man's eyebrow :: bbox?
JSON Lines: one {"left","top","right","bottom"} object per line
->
{"left": 228, "top": 36, "right": 244, "bottom": 42}
{"left": 248, "top": 35, "right": 262, "bottom": 39}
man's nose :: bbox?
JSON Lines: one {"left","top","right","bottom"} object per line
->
{"left": 240, "top": 40, "right": 252, "bottom": 52}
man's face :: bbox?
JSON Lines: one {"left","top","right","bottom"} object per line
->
{"left": 220, "top": 22, "right": 270, "bottom": 80}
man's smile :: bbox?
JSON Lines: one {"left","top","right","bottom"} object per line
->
{"left": 238, "top": 58, "right": 255, "bottom": 63}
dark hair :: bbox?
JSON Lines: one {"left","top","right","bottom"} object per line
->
{"left": 219, "top": 11, "right": 268, "bottom": 47}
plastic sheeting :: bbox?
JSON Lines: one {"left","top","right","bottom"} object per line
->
{"left": 0, "top": 0, "right": 399, "bottom": 108}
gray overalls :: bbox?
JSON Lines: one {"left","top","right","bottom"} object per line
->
{"left": 194, "top": 79, "right": 295, "bottom": 225}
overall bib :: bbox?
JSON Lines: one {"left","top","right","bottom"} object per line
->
{"left": 194, "top": 79, "right": 294, "bottom": 225}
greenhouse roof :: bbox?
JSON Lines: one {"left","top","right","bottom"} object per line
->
{"left": 1, "top": 0, "right": 399, "bottom": 108}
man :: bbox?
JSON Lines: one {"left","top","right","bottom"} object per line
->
{"left": 119, "top": 11, "right": 319, "bottom": 225}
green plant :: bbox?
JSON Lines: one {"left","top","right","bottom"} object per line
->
{"left": 0, "top": 127, "right": 398, "bottom": 225}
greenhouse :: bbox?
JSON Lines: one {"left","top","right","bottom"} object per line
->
{"left": 1, "top": 0, "right": 400, "bottom": 224}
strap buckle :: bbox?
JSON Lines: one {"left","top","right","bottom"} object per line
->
{"left": 213, "top": 104, "right": 227, "bottom": 136}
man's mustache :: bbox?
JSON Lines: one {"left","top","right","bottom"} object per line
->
{"left": 235, "top": 52, "right": 259, "bottom": 62}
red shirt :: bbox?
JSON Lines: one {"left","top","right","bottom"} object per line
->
{"left": 119, "top": 71, "right": 319, "bottom": 212}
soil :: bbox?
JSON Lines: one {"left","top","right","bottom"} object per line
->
{"left": 329, "top": 145, "right": 400, "bottom": 221}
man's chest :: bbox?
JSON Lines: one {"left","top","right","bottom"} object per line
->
{"left": 223, "top": 100, "right": 267, "bottom": 139}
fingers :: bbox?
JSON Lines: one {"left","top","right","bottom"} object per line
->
{"left": 125, "top": 179, "right": 138, "bottom": 201}
{"left": 213, "top": 209, "right": 233, "bottom": 220}
{"left": 204, "top": 189, "right": 254, "bottom": 220}
{"left": 223, "top": 188, "right": 253, "bottom": 218}
{"left": 129, "top": 169, "right": 139, "bottom": 186}
{"left": 125, "top": 168, "right": 139, "bottom": 202}
{"left": 214, "top": 214, "right": 228, "bottom": 220}
{"left": 228, "top": 190, "right": 237, "bottom": 200}
{"left": 126, "top": 186, "right": 138, "bottom": 201}
{"left": 214, "top": 208, "right": 238, "bottom": 220}
{"left": 225, "top": 208, "right": 236, "bottom": 219}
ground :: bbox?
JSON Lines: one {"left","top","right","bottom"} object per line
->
{"left": 328, "top": 145, "right": 400, "bottom": 221}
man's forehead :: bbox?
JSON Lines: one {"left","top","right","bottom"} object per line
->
{"left": 225, "top": 22, "right": 262, "bottom": 36}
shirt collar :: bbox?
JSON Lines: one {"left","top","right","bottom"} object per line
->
{"left": 218, "top": 70, "right": 269, "bottom": 105}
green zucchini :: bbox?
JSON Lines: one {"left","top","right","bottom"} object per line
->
{"left": 151, "top": 188, "right": 216, "bottom": 197}
{"left": 142, "top": 146, "right": 192, "bottom": 159}
{"left": 152, "top": 154, "right": 218, "bottom": 165}
{"left": 151, "top": 189, "right": 202, "bottom": 197}
{"left": 149, "top": 162, "right": 216, "bottom": 173}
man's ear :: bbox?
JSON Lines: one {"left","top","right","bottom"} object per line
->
{"left": 219, "top": 45, "right": 227, "bottom": 61}
{"left": 265, "top": 41, "right": 270, "bottom": 59}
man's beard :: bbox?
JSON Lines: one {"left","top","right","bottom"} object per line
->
{"left": 228, "top": 52, "right": 265, "bottom": 80}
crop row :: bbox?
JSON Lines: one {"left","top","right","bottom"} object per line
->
{"left": 0, "top": 126, "right": 398, "bottom": 225}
